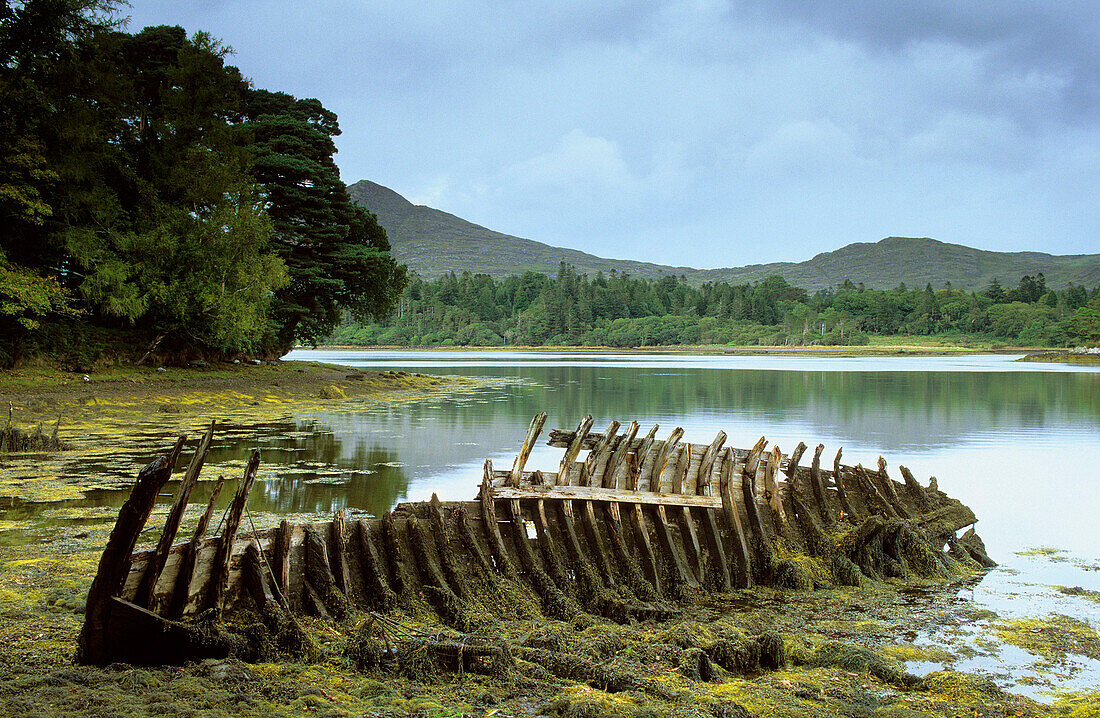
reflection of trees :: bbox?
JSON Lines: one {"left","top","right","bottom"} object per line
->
{"left": 388, "top": 365, "right": 1100, "bottom": 452}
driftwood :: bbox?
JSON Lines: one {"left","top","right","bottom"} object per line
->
{"left": 79, "top": 415, "right": 994, "bottom": 667}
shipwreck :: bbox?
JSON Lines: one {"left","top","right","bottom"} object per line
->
{"left": 77, "top": 413, "right": 994, "bottom": 666}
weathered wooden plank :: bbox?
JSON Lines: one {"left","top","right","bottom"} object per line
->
{"left": 604, "top": 501, "right": 654, "bottom": 600}
{"left": 428, "top": 493, "right": 470, "bottom": 598}
{"left": 138, "top": 422, "right": 216, "bottom": 607}
{"left": 274, "top": 518, "right": 292, "bottom": 608}
{"left": 604, "top": 420, "right": 638, "bottom": 489}
{"left": 718, "top": 448, "right": 751, "bottom": 588}
{"left": 627, "top": 503, "right": 661, "bottom": 596}
{"left": 453, "top": 506, "right": 496, "bottom": 582}
{"left": 651, "top": 427, "right": 684, "bottom": 492}
{"left": 653, "top": 505, "right": 700, "bottom": 589}
{"left": 809, "top": 444, "right": 832, "bottom": 523}
{"left": 582, "top": 420, "right": 620, "bottom": 487}
{"left": 629, "top": 424, "right": 660, "bottom": 491}
{"left": 491, "top": 483, "right": 726, "bottom": 508}
{"left": 898, "top": 465, "right": 929, "bottom": 511}
{"left": 330, "top": 508, "right": 352, "bottom": 596}
{"left": 558, "top": 415, "right": 594, "bottom": 486}
{"left": 670, "top": 443, "right": 691, "bottom": 494}
{"left": 557, "top": 499, "right": 605, "bottom": 594}
{"left": 677, "top": 504, "right": 705, "bottom": 585}
{"left": 209, "top": 449, "right": 260, "bottom": 611}
{"left": 479, "top": 460, "right": 516, "bottom": 576}
{"left": 510, "top": 412, "right": 547, "bottom": 487}
{"left": 356, "top": 519, "right": 396, "bottom": 609}
{"left": 876, "top": 457, "right": 910, "bottom": 518}
{"left": 833, "top": 448, "right": 859, "bottom": 523}
{"left": 533, "top": 498, "right": 570, "bottom": 590}
{"left": 161, "top": 474, "right": 225, "bottom": 617}
{"left": 78, "top": 446, "right": 180, "bottom": 665}
{"left": 784, "top": 442, "right": 807, "bottom": 480}
{"left": 855, "top": 463, "right": 898, "bottom": 518}
{"left": 304, "top": 525, "right": 349, "bottom": 620}
{"left": 744, "top": 436, "right": 768, "bottom": 477}
{"left": 763, "top": 445, "right": 789, "bottom": 527}
{"left": 697, "top": 431, "right": 726, "bottom": 495}
{"left": 579, "top": 500, "right": 616, "bottom": 585}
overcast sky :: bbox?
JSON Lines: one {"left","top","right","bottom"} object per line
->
{"left": 126, "top": 1, "right": 1099, "bottom": 268}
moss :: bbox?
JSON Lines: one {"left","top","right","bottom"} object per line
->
{"left": 1052, "top": 690, "right": 1100, "bottom": 718}
{"left": 1057, "top": 586, "right": 1100, "bottom": 604}
{"left": 993, "top": 615, "right": 1100, "bottom": 669}
{"left": 319, "top": 384, "right": 346, "bottom": 400}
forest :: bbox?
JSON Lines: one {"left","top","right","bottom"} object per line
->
{"left": 330, "top": 263, "right": 1100, "bottom": 348}
{"left": 0, "top": 1, "right": 405, "bottom": 367}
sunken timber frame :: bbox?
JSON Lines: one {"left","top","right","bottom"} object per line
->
{"left": 77, "top": 414, "right": 992, "bottom": 665}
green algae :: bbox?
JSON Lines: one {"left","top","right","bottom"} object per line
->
{"left": 993, "top": 615, "right": 1100, "bottom": 672}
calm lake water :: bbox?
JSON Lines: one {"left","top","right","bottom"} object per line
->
{"left": 278, "top": 349, "right": 1100, "bottom": 558}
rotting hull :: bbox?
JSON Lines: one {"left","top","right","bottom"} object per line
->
{"left": 77, "top": 413, "right": 994, "bottom": 666}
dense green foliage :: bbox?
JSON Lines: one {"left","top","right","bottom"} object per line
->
{"left": 0, "top": 1, "right": 404, "bottom": 366}
{"left": 331, "top": 263, "right": 1100, "bottom": 348}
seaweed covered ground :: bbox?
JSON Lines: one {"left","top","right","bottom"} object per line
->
{"left": 3, "top": 509, "right": 1100, "bottom": 718}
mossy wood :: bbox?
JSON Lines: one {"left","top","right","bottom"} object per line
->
{"left": 78, "top": 415, "right": 994, "bottom": 665}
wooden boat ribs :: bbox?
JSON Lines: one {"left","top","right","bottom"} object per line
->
{"left": 77, "top": 414, "right": 995, "bottom": 665}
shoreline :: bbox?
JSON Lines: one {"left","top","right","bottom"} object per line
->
{"left": 308, "top": 343, "right": 1036, "bottom": 357}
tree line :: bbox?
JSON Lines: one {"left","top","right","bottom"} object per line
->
{"left": 330, "top": 263, "right": 1100, "bottom": 348}
{"left": 0, "top": 1, "right": 405, "bottom": 367}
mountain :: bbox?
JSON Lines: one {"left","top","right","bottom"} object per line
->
{"left": 349, "top": 180, "right": 1100, "bottom": 292}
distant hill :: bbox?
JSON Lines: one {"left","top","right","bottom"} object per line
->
{"left": 349, "top": 180, "right": 1100, "bottom": 292}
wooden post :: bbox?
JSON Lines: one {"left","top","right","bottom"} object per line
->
{"left": 876, "top": 457, "right": 910, "bottom": 518}
{"left": 650, "top": 427, "right": 684, "bottom": 492}
{"left": 784, "top": 442, "right": 807, "bottom": 480}
{"left": 579, "top": 500, "right": 616, "bottom": 585}
{"left": 330, "top": 508, "right": 352, "bottom": 596}
{"left": 510, "top": 412, "right": 547, "bottom": 487}
{"left": 719, "top": 448, "right": 752, "bottom": 588}
{"left": 479, "top": 460, "right": 515, "bottom": 576}
{"left": 533, "top": 498, "right": 570, "bottom": 590}
{"left": 137, "top": 422, "right": 216, "bottom": 607}
{"left": 833, "top": 448, "right": 858, "bottom": 524}
{"left": 304, "top": 525, "right": 349, "bottom": 620}
{"left": 855, "top": 464, "right": 898, "bottom": 518}
{"left": 744, "top": 436, "right": 768, "bottom": 477}
{"left": 697, "top": 431, "right": 727, "bottom": 495}
{"left": 627, "top": 503, "right": 661, "bottom": 596}
{"left": 209, "top": 449, "right": 260, "bottom": 611}
{"left": 558, "top": 415, "right": 594, "bottom": 486}
{"left": 78, "top": 449, "right": 179, "bottom": 665}
{"left": 603, "top": 421, "right": 638, "bottom": 489}
{"left": 274, "top": 518, "right": 292, "bottom": 608}
{"left": 898, "top": 465, "right": 929, "bottom": 511}
{"left": 653, "top": 504, "right": 700, "bottom": 589}
{"left": 582, "top": 420, "right": 620, "bottom": 487}
{"left": 809, "top": 444, "right": 832, "bottom": 523}
{"left": 357, "top": 519, "right": 397, "bottom": 608}
{"left": 161, "top": 474, "right": 225, "bottom": 617}
{"left": 763, "top": 445, "right": 789, "bottom": 527}
{"left": 629, "top": 424, "right": 660, "bottom": 491}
